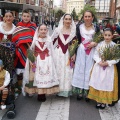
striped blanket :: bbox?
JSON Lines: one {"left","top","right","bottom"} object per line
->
{"left": 17, "top": 21, "right": 36, "bottom": 36}
{"left": 12, "top": 26, "right": 33, "bottom": 67}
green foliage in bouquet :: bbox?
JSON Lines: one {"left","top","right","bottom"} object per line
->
{"left": 68, "top": 39, "right": 79, "bottom": 58}
{"left": 93, "top": 32, "right": 104, "bottom": 43}
{"left": 27, "top": 49, "right": 35, "bottom": 63}
{"left": 1, "top": 39, "right": 11, "bottom": 42}
{"left": 99, "top": 44, "right": 120, "bottom": 61}
{"left": 112, "top": 36, "right": 120, "bottom": 42}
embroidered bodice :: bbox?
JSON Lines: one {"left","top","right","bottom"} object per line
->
{"left": 80, "top": 23, "right": 95, "bottom": 55}
{"left": 35, "top": 42, "right": 49, "bottom": 60}
{"left": 57, "top": 34, "right": 69, "bottom": 54}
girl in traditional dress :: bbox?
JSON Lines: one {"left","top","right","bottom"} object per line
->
{"left": 88, "top": 28, "right": 119, "bottom": 109}
{"left": 72, "top": 10, "right": 100, "bottom": 101}
{"left": 51, "top": 14, "right": 77, "bottom": 97}
{"left": 23, "top": 24, "right": 59, "bottom": 102}
{"left": 0, "top": 11, "right": 16, "bottom": 74}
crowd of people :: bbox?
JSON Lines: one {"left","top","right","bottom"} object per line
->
{"left": 0, "top": 8, "right": 120, "bottom": 111}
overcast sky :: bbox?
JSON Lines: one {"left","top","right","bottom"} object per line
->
{"left": 54, "top": 0, "right": 61, "bottom": 6}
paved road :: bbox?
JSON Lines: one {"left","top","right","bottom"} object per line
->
{"left": 2, "top": 94, "right": 120, "bottom": 120}
{"left": 1, "top": 94, "right": 101, "bottom": 120}
{"left": 1, "top": 27, "right": 120, "bottom": 120}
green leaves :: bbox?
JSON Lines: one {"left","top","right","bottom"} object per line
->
{"left": 93, "top": 32, "right": 104, "bottom": 43}
{"left": 68, "top": 39, "right": 79, "bottom": 57}
{"left": 1, "top": 39, "right": 11, "bottom": 42}
{"left": 27, "top": 49, "right": 35, "bottom": 63}
{"left": 99, "top": 44, "right": 120, "bottom": 61}
{"left": 55, "top": 9, "right": 65, "bottom": 21}
{"left": 71, "top": 8, "right": 78, "bottom": 20}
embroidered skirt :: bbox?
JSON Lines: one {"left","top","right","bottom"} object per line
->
{"left": 24, "top": 66, "right": 59, "bottom": 95}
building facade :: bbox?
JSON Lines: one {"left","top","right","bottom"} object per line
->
{"left": 85, "top": 0, "right": 95, "bottom": 6}
{"left": 116, "top": 0, "right": 120, "bottom": 23}
{"left": 109, "top": 0, "right": 116, "bottom": 18}
{"left": 66, "top": 0, "right": 84, "bottom": 15}
{"left": 0, "top": 0, "right": 54, "bottom": 24}
{"left": 62, "top": 0, "right": 67, "bottom": 12}
{"left": 95, "top": 0, "right": 110, "bottom": 22}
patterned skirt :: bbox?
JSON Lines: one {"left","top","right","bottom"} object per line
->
{"left": 24, "top": 67, "right": 59, "bottom": 95}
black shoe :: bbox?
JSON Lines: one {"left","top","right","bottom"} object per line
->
{"left": 77, "top": 95, "right": 83, "bottom": 100}
{"left": 37, "top": 94, "right": 46, "bottom": 102}
{"left": 84, "top": 90, "right": 90, "bottom": 102}
{"left": 100, "top": 103, "right": 106, "bottom": 109}
{"left": 108, "top": 102, "right": 116, "bottom": 107}
{"left": 96, "top": 103, "right": 101, "bottom": 109}
{"left": 77, "top": 89, "right": 83, "bottom": 100}
{"left": 41, "top": 97, "right": 46, "bottom": 102}
{"left": 85, "top": 97, "right": 90, "bottom": 102}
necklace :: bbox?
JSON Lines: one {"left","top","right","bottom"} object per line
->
{"left": 85, "top": 24, "right": 92, "bottom": 28}
{"left": 63, "top": 27, "right": 71, "bottom": 34}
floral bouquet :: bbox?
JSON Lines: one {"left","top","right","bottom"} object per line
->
{"left": 99, "top": 44, "right": 120, "bottom": 70}
{"left": 1, "top": 39, "right": 11, "bottom": 42}
{"left": 68, "top": 39, "right": 79, "bottom": 58}
{"left": 68, "top": 39, "right": 79, "bottom": 68}
{"left": 93, "top": 32, "right": 104, "bottom": 43}
{"left": 27, "top": 49, "right": 36, "bottom": 72}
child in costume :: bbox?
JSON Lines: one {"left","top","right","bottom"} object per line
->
{"left": 23, "top": 24, "right": 59, "bottom": 102}
{"left": 0, "top": 59, "right": 10, "bottom": 110}
{"left": 88, "top": 28, "right": 119, "bottom": 109}
{"left": 12, "top": 9, "right": 37, "bottom": 95}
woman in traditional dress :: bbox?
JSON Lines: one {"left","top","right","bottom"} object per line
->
{"left": 0, "top": 11, "right": 16, "bottom": 74}
{"left": 23, "top": 24, "right": 59, "bottom": 102}
{"left": 88, "top": 28, "right": 119, "bottom": 109}
{"left": 51, "top": 14, "right": 77, "bottom": 97}
{"left": 72, "top": 10, "right": 100, "bottom": 101}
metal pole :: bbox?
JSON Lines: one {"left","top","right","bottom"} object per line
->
{"left": 99, "top": 0, "right": 100, "bottom": 19}
{"left": 104, "top": 0, "right": 105, "bottom": 17}
{"left": 106, "top": 0, "right": 108, "bottom": 16}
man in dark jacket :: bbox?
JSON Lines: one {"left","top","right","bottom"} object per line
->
{"left": 51, "top": 20, "right": 55, "bottom": 30}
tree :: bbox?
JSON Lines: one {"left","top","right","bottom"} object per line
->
{"left": 55, "top": 9, "right": 65, "bottom": 21}
{"left": 71, "top": 8, "right": 78, "bottom": 20}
